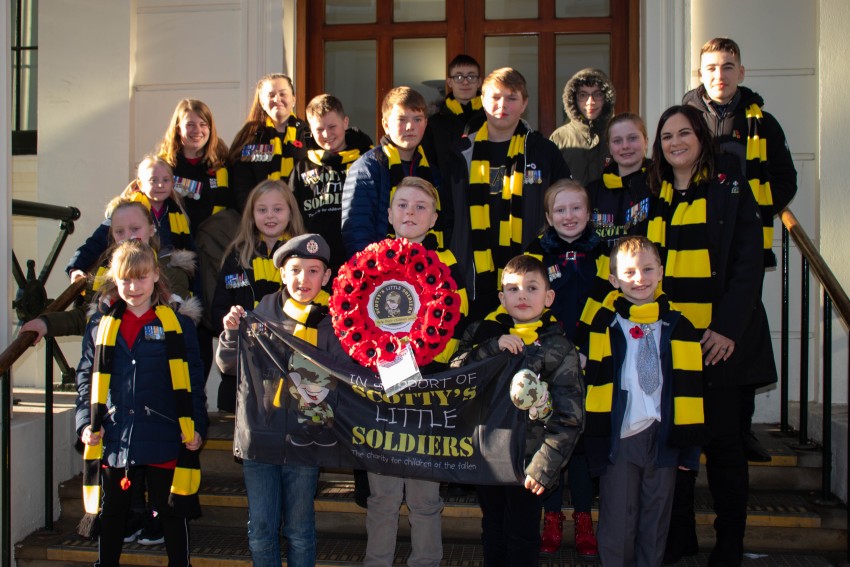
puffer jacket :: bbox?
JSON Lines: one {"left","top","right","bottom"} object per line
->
{"left": 451, "top": 316, "right": 584, "bottom": 489}
{"left": 549, "top": 68, "right": 616, "bottom": 185}
{"left": 75, "top": 301, "right": 208, "bottom": 468}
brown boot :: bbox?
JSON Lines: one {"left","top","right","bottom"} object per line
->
{"left": 540, "top": 511, "right": 564, "bottom": 554}
{"left": 573, "top": 511, "right": 599, "bottom": 558}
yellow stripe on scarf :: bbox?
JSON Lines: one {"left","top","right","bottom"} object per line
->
{"left": 603, "top": 172, "right": 623, "bottom": 189}
{"left": 266, "top": 116, "right": 297, "bottom": 180}
{"left": 445, "top": 95, "right": 482, "bottom": 115}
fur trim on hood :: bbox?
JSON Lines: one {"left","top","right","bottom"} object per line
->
{"left": 88, "top": 295, "right": 203, "bottom": 324}
{"left": 163, "top": 248, "right": 197, "bottom": 276}
{"left": 562, "top": 68, "right": 616, "bottom": 123}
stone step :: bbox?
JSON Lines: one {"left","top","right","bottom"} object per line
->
{"left": 56, "top": 472, "right": 845, "bottom": 552}
{"left": 14, "top": 520, "right": 844, "bottom": 567}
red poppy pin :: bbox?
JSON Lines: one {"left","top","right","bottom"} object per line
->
{"left": 718, "top": 173, "right": 727, "bottom": 183}
{"left": 292, "top": 140, "right": 303, "bottom": 148}
{"left": 630, "top": 326, "right": 644, "bottom": 339}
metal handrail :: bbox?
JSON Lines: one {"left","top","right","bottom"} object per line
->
{"left": 2, "top": 200, "right": 84, "bottom": 567}
{"left": 0, "top": 279, "right": 86, "bottom": 376}
{"left": 779, "top": 208, "right": 850, "bottom": 561}
{"left": 780, "top": 209, "right": 850, "bottom": 327}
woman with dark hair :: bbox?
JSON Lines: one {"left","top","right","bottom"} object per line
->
{"left": 644, "top": 105, "right": 771, "bottom": 567}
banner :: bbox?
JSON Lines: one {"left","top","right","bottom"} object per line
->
{"left": 232, "top": 311, "right": 529, "bottom": 484}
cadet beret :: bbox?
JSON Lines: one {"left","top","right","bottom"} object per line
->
{"left": 272, "top": 233, "right": 331, "bottom": 268}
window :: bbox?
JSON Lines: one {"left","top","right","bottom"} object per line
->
{"left": 298, "top": 0, "right": 638, "bottom": 139}
{"left": 12, "top": 0, "right": 38, "bottom": 155}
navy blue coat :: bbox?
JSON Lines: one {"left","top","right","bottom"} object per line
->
{"left": 75, "top": 308, "right": 208, "bottom": 468}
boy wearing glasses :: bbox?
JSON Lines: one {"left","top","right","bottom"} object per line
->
{"left": 425, "top": 54, "right": 487, "bottom": 172}
{"left": 550, "top": 68, "right": 616, "bottom": 185}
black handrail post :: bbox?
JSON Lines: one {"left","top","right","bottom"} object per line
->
{"left": 821, "top": 292, "right": 832, "bottom": 502}
{"left": 2, "top": 370, "right": 11, "bottom": 567}
{"left": 799, "top": 257, "right": 810, "bottom": 446}
{"left": 781, "top": 225, "right": 790, "bottom": 433}
{"left": 44, "top": 339, "right": 54, "bottom": 531}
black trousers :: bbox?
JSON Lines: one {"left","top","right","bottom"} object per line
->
{"left": 96, "top": 465, "right": 191, "bottom": 567}
{"left": 668, "top": 386, "right": 748, "bottom": 567}
{"left": 476, "top": 483, "right": 541, "bottom": 567}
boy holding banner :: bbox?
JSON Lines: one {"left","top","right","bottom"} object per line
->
{"left": 216, "top": 233, "right": 333, "bottom": 567}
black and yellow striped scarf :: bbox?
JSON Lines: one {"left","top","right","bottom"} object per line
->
{"left": 744, "top": 103, "right": 776, "bottom": 267}
{"left": 470, "top": 305, "right": 560, "bottom": 347}
{"left": 646, "top": 177, "right": 713, "bottom": 331}
{"left": 266, "top": 115, "right": 300, "bottom": 182}
{"left": 250, "top": 240, "right": 284, "bottom": 306}
{"left": 382, "top": 138, "right": 442, "bottom": 246}
{"left": 210, "top": 167, "right": 230, "bottom": 216}
{"left": 445, "top": 94, "right": 483, "bottom": 117}
{"left": 82, "top": 303, "right": 201, "bottom": 518}
{"left": 273, "top": 290, "right": 330, "bottom": 406}
{"left": 584, "top": 290, "right": 706, "bottom": 446}
{"left": 602, "top": 160, "right": 648, "bottom": 191}
{"left": 129, "top": 193, "right": 193, "bottom": 252}
{"left": 307, "top": 147, "right": 362, "bottom": 171}
{"left": 418, "top": 233, "right": 469, "bottom": 364}
{"left": 468, "top": 121, "right": 529, "bottom": 292}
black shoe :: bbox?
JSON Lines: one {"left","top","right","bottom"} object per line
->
{"left": 743, "top": 430, "right": 771, "bottom": 462}
{"left": 663, "top": 540, "right": 698, "bottom": 565}
{"left": 123, "top": 512, "right": 145, "bottom": 543}
{"left": 137, "top": 515, "right": 164, "bottom": 545}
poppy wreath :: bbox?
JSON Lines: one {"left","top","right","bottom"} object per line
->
{"left": 330, "top": 238, "right": 461, "bottom": 371}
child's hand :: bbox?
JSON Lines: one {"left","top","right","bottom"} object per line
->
{"left": 223, "top": 306, "right": 246, "bottom": 331}
{"left": 524, "top": 474, "right": 545, "bottom": 495}
{"left": 70, "top": 269, "right": 87, "bottom": 283}
{"left": 579, "top": 352, "right": 587, "bottom": 369}
{"left": 81, "top": 426, "right": 101, "bottom": 446}
{"left": 21, "top": 318, "right": 48, "bottom": 345}
{"left": 497, "top": 335, "right": 524, "bottom": 355}
{"left": 182, "top": 431, "right": 203, "bottom": 451}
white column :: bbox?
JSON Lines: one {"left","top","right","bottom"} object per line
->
{"left": 640, "top": 0, "right": 690, "bottom": 133}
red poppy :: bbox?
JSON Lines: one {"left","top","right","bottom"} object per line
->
{"left": 292, "top": 140, "right": 303, "bottom": 148}
{"left": 630, "top": 326, "right": 644, "bottom": 339}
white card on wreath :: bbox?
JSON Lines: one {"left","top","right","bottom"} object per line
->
{"left": 377, "top": 345, "right": 421, "bottom": 396}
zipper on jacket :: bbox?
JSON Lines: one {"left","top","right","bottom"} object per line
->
{"left": 144, "top": 405, "right": 177, "bottom": 423}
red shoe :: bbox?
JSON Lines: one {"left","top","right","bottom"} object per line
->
{"left": 573, "top": 511, "right": 599, "bottom": 557}
{"left": 540, "top": 511, "right": 565, "bottom": 554}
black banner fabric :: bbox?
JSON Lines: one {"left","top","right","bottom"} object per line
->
{"left": 232, "top": 311, "right": 529, "bottom": 484}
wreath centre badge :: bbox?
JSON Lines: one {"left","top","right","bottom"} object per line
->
{"left": 368, "top": 280, "right": 419, "bottom": 332}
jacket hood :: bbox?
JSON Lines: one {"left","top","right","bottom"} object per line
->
{"left": 87, "top": 295, "right": 203, "bottom": 324}
{"left": 563, "top": 68, "right": 616, "bottom": 123}
{"left": 344, "top": 127, "right": 375, "bottom": 154}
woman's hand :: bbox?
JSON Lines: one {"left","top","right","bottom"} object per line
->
{"left": 700, "top": 329, "right": 735, "bottom": 366}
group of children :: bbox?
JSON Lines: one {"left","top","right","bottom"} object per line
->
{"left": 40, "top": 34, "right": 796, "bottom": 567}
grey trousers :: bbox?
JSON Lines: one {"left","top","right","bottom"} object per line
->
{"left": 597, "top": 423, "right": 677, "bottom": 567}
{"left": 364, "top": 472, "right": 444, "bottom": 567}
